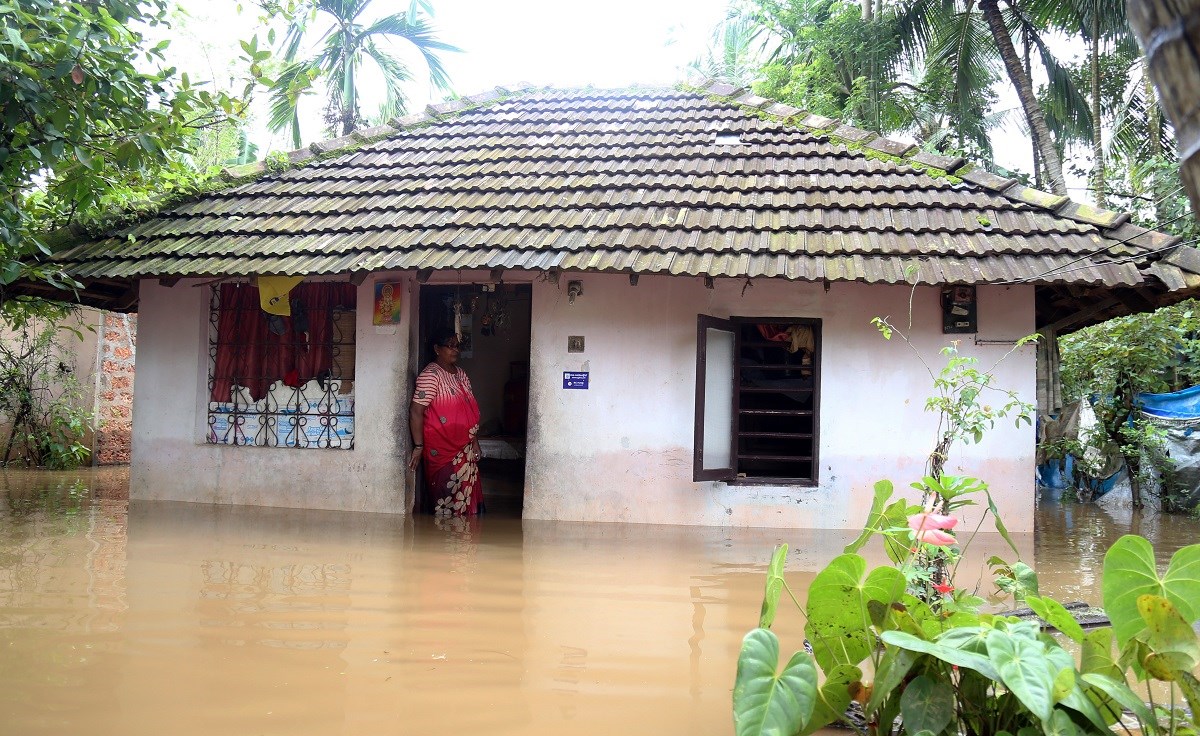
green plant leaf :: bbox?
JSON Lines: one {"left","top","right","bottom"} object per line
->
{"left": 1137, "top": 594, "right": 1200, "bottom": 681}
{"left": 760, "top": 544, "right": 788, "bottom": 629}
{"left": 1025, "top": 595, "right": 1085, "bottom": 643}
{"left": 1080, "top": 674, "right": 1155, "bottom": 728}
{"left": 1042, "top": 707, "right": 1083, "bottom": 736}
{"left": 1056, "top": 684, "right": 1111, "bottom": 734}
{"left": 843, "top": 480, "right": 894, "bottom": 555}
{"left": 1178, "top": 671, "right": 1200, "bottom": 721}
{"left": 867, "top": 646, "right": 920, "bottom": 713}
{"left": 803, "top": 664, "right": 861, "bottom": 734}
{"left": 734, "top": 629, "right": 819, "bottom": 736}
{"left": 1080, "top": 628, "right": 1120, "bottom": 679}
{"left": 881, "top": 630, "right": 1001, "bottom": 681}
{"left": 1102, "top": 536, "right": 1200, "bottom": 647}
{"left": 984, "top": 490, "right": 1022, "bottom": 558}
{"left": 986, "top": 629, "right": 1054, "bottom": 721}
{"left": 899, "top": 675, "right": 955, "bottom": 736}
{"left": 805, "top": 554, "right": 906, "bottom": 672}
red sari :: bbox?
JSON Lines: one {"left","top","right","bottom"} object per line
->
{"left": 413, "top": 363, "right": 482, "bottom": 516}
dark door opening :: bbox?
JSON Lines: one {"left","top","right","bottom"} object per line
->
{"left": 416, "top": 283, "right": 531, "bottom": 517}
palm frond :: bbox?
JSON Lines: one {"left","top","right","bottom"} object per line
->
{"left": 1027, "top": 24, "right": 1093, "bottom": 141}
{"left": 892, "top": 0, "right": 957, "bottom": 66}
{"left": 925, "top": 6, "right": 999, "bottom": 142}
{"left": 362, "top": 13, "right": 460, "bottom": 91}
{"left": 364, "top": 39, "right": 416, "bottom": 98}
{"left": 266, "top": 60, "right": 323, "bottom": 148}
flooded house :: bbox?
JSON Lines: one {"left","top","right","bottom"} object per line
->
{"left": 20, "top": 80, "right": 1200, "bottom": 530}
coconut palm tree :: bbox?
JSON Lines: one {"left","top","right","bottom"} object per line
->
{"left": 267, "top": 0, "right": 458, "bottom": 148}
{"left": 1051, "top": 0, "right": 1129, "bottom": 206}
{"left": 897, "top": 0, "right": 1090, "bottom": 195}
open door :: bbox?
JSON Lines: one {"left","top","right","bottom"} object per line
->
{"left": 694, "top": 315, "right": 736, "bottom": 482}
{"left": 417, "top": 283, "right": 531, "bottom": 516}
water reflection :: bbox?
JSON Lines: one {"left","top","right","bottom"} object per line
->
{"left": 0, "top": 469, "right": 1196, "bottom": 735}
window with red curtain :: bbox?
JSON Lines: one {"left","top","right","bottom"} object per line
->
{"left": 207, "top": 282, "right": 357, "bottom": 448}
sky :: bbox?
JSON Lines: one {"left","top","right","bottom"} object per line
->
{"left": 165, "top": 0, "right": 1075, "bottom": 197}
{"left": 171, "top": 0, "right": 732, "bottom": 152}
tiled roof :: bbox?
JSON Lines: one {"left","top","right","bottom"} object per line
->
{"left": 44, "top": 80, "right": 1200, "bottom": 318}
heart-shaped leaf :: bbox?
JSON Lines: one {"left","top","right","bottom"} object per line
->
{"left": 734, "top": 628, "right": 819, "bottom": 736}
{"left": 899, "top": 675, "right": 955, "bottom": 736}
{"left": 1102, "top": 536, "right": 1200, "bottom": 647}
{"left": 806, "top": 554, "right": 906, "bottom": 672}
{"left": 1080, "top": 628, "right": 1119, "bottom": 679}
{"left": 986, "top": 628, "right": 1054, "bottom": 721}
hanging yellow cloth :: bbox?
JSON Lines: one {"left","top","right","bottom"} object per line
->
{"left": 256, "top": 275, "right": 303, "bottom": 316}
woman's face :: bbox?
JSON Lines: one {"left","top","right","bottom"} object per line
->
{"left": 435, "top": 338, "right": 461, "bottom": 365}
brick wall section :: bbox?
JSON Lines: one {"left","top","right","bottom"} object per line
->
{"left": 95, "top": 313, "right": 136, "bottom": 466}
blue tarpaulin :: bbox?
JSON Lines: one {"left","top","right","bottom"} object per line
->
{"left": 1139, "top": 385, "right": 1200, "bottom": 419}
{"left": 1037, "top": 386, "right": 1200, "bottom": 504}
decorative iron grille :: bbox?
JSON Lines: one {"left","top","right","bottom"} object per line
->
{"left": 206, "top": 282, "right": 357, "bottom": 449}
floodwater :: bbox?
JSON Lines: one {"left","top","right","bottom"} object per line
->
{"left": 1, "top": 467, "right": 1197, "bottom": 736}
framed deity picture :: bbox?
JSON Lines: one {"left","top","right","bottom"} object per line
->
{"left": 373, "top": 282, "right": 402, "bottom": 325}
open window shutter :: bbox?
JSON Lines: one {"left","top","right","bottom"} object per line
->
{"left": 694, "top": 314, "right": 736, "bottom": 482}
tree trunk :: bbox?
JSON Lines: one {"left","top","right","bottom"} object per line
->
{"left": 1023, "top": 25, "right": 1044, "bottom": 189}
{"left": 1128, "top": 0, "right": 1200, "bottom": 217}
{"left": 1091, "top": 16, "right": 1108, "bottom": 207}
{"left": 1146, "top": 71, "right": 1162, "bottom": 160}
{"left": 981, "top": 0, "right": 1069, "bottom": 195}
{"left": 862, "top": 0, "right": 873, "bottom": 20}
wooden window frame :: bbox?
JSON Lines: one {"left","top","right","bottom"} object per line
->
{"left": 694, "top": 315, "right": 821, "bottom": 486}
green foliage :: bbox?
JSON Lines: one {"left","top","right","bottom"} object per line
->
{"left": 734, "top": 501, "right": 1200, "bottom": 736}
{"left": 0, "top": 297, "right": 96, "bottom": 468}
{"left": 734, "top": 318, "right": 1200, "bottom": 736}
{"left": 733, "top": 628, "right": 819, "bottom": 736}
{"left": 264, "top": 150, "right": 291, "bottom": 173}
{"left": 1057, "top": 300, "right": 1200, "bottom": 509}
{"left": 0, "top": 0, "right": 256, "bottom": 287}
{"left": 265, "top": 0, "right": 459, "bottom": 147}
{"left": 738, "top": 0, "right": 997, "bottom": 147}
{"left": 1102, "top": 535, "right": 1200, "bottom": 648}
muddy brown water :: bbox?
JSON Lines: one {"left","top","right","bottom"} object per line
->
{"left": 1, "top": 467, "right": 1197, "bottom": 735}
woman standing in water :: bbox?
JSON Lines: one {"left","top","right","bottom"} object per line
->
{"left": 408, "top": 331, "right": 483, "bottom": 516}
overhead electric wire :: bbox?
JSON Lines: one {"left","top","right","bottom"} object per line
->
{"left": 993, "top": 210, "right": 1196, "bottom": 286}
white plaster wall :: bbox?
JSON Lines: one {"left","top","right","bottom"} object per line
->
{"left": 523, "top": 274, "right": 1038, "bottom": 531}
{"left": 129, "top": 275, "right": 414, "bottom": 513}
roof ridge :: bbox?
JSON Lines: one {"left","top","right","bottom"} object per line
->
{"left": 220, "top": 82, "right": 544, "bottom": 181}
{"left": 684, "top": 76, "right": 1181, "bottom": 254}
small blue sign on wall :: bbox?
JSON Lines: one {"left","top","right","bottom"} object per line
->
{"left": 563, "top": 371, "right": 589, "bottom": 389}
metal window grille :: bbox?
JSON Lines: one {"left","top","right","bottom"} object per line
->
{"left": 206, "top": 284, "right": 356, "bottom": 449}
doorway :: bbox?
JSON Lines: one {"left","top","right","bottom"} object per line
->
{"left": 416, "top": 283, "right": 531, "bottom": 517}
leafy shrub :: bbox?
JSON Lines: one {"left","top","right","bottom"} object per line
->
{"left": 732, "top": 490, "right": 1200, "bottom": 736}
{"left": 0, "top": 299, "right": 97, "bottom": 468}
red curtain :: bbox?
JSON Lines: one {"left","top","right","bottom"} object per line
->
{"left": 211, "top": 282, "right": 356, "bottom": 403}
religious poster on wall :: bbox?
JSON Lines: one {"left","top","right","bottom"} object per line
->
{"left": 372, "top": 282, "right": 402, "bottom": 325}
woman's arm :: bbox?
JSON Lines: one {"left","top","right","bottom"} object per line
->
{"left": 408, "top": 401, "right": 428, "bottom": 470}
